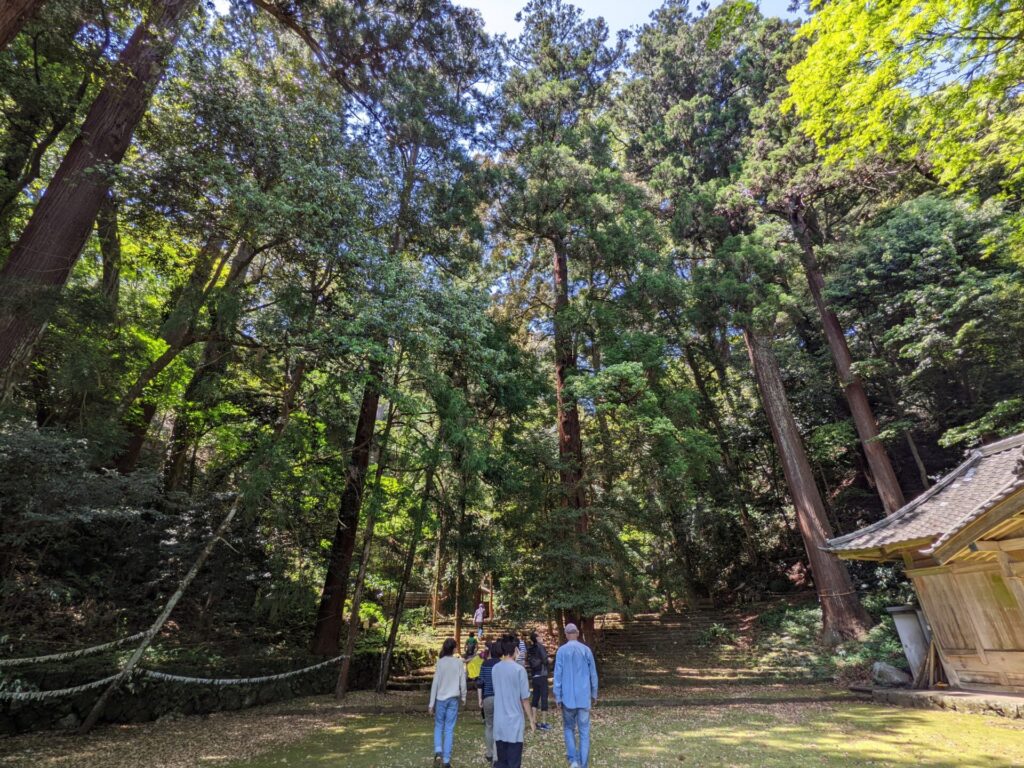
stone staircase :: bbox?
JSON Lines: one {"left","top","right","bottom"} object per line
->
{"left": 387, "top": 605, "right": 816, "bottom": 694}
{"left": 594, "top": 610, "right": 751, "bottom": 686}
{"left": 595, "top": 611, "right": 747, "bottom": 657}
{"left": 595, "top": 606, "right": 826, "bottom": 689}
{"left": 387, "top": 617, "right": 559, "bottom": 692}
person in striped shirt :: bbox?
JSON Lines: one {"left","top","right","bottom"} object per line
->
{"left": 515, "top": 632, "right": 528, "bottom": 668}
{"left": 477, "top": 641, "right": 500, "bottom": 764}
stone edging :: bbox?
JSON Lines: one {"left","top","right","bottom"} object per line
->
{"left": 870, "top": 687, "right": 1024, "bottom": 719}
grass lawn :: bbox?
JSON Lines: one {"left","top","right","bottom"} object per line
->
{"left": 230, "top": 695, "right": 1024, "bottom": 768}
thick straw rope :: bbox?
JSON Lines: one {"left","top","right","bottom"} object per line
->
{"left": 0, "top": 656, "right": 345, "bottom": 702}
{"left": 0, "top": 632, "right": 148, "bottom": 668}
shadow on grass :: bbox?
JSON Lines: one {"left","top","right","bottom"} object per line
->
{"left": 638, "top": 704, "right": 1024, "bottom": 768}
{"left": 228, "top": 700, "right": 1024, "bottom": 768}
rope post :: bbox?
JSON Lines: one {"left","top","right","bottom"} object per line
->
{"left": 78, "top": 498, "right": 239, "bottom": 735}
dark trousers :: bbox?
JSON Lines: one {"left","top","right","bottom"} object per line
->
{"left": 495, "top": 740, "right": 524, "bottom": 768}
{"left": 531, "top": 675, "right": 549, "bottom": 711}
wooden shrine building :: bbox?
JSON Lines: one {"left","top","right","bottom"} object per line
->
{"left": 826, "top": 433, "right": 1024, "bottom": 692}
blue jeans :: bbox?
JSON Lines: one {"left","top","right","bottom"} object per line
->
{"left": 433, "top": 697, "right": 459, "bottom": 762}
{"left": 561, "top": 706, "right": 591, "bottom": 767}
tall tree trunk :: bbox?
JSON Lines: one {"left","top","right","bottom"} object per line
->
{"left": 552, "top": 236, "right": 587, "bottom": 515}
{"left": 786, "top": 198, "right": 905, "bottom": 515}
{"left": 743, "top": 324, "right": 871, "bottom": 644}
{"left": 905, "top": 430, "right": 930, "bottom": 489}
{"left": 589, "top": 340, "right": 615, "bottom": 495}
{"left": 377, "top": 433, "right": 441, "bottom": 693}
{"left": 96, "top": 191, "right": 121, "bottom": 316}
{"left": 0, "top": 0, "right": 198, "bottom": 395}
{"left": 274, "top": 358, "right": 306, "bottom": 437}
{"left": 453, "top": 492, "right": 465, "bottom": 649}
{"left": 164, "top": 242, "right": 255, "bottom": 491}
{"left": 0, "top": 0, "right": 45, "bottom": 51}
{"left": 337, "top": 387, "right": 399, "bottom": 697}
{"left": 431, "top": 510, "right": 445, "bottom": 627}
{"left": 551, "top": 235, "right": 594, "bottom": 643}
{"left": 309, "top": 141, "right": 418, "bottom": 652}
{"left": 310, "top": 366, "right": 383, "bottom": 655}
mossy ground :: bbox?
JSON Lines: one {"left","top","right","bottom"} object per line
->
{"left": 3, "top": 603, "right": 1022, "bottom": 768}
{"left": 230, "top": 689, "right": 1024, "bottom": 768}
{"left": 4, "top": 684, "right": 1024, "bottom": 767}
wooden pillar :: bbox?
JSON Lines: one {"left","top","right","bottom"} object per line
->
{"left": 996, "top": 553, "right": 1024, "bottom": 615}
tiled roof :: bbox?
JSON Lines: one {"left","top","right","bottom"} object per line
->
{"left": 825, "top": 433, "right": 1024, "bottom": 555}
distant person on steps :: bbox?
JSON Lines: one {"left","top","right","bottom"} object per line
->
{"left": 474, "top": 602, "right": 487, "bottom": 638}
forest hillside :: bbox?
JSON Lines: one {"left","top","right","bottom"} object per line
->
{"left": 1, "top": 0, "right": 1023, "bottom": 736}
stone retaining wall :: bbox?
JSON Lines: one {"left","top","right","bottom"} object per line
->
{"left": 0, "top": 647, "right": 432, "bottom": 735}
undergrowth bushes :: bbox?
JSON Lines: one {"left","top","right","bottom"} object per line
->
{"left": 753, "top": 590, "right": 911, "bottom": 683}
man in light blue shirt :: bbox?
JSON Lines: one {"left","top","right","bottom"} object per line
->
{"left": 553, "top": 623, "right": 598, "bottom": 768}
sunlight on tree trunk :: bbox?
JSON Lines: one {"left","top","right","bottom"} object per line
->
{"left": 743, "top": 325, "right": 871, "bottom": 643}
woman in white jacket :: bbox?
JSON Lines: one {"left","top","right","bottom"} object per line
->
{"left": 428, "top": 637, "right": 467, "bottom": 768}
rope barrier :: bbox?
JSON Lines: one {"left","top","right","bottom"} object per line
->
{"left": 0, "top": 674, "right": 123, "bottom": 702}
{"left": 139, "top": 655, "right": 346, "bottom": 686}
{"left": 0, "top": 632, "right": 148, "bottom": 668}
{"left": 0, "top": 656, "right": 346, "bottom": 702}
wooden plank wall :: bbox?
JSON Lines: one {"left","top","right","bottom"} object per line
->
{"left": 914, "top": 566, "right": 1024, "bottom": 690}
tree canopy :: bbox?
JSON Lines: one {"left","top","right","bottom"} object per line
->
{"left": 2, "top": 0, "right": 1023, "bottom": 671}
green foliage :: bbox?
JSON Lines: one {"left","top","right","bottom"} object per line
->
{"left": 754, "top": 599, "right": 909, "bottom": 682}
{"left": 696, "top": 622, "right": 738, "bottom": 647}
{"left": 830, "top": 194, "right": 1024, "bottom": 449}
{"left": 0, "top": 422, "right": 160, "bottom": 519}
{"left": 2, "top": 0, "right": 1023, "bottom": 685}
{"left": 787, "top": 0, "right": 1024, "bottom": 259}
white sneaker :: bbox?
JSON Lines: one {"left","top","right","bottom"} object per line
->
{"left": 569, "top": 763, "right": 581, "bottom": 768}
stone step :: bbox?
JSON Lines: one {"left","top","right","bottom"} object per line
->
{"left": 387, "top": 680, "right": 433, "bottom": 691}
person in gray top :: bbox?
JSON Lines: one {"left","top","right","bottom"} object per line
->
{"left": 491, "top": 635, "right": 536, "bottom": 768}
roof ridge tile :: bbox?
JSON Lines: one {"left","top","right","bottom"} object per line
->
{"left": 825, "top": 432, "right": 1024, "bottom": 555}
